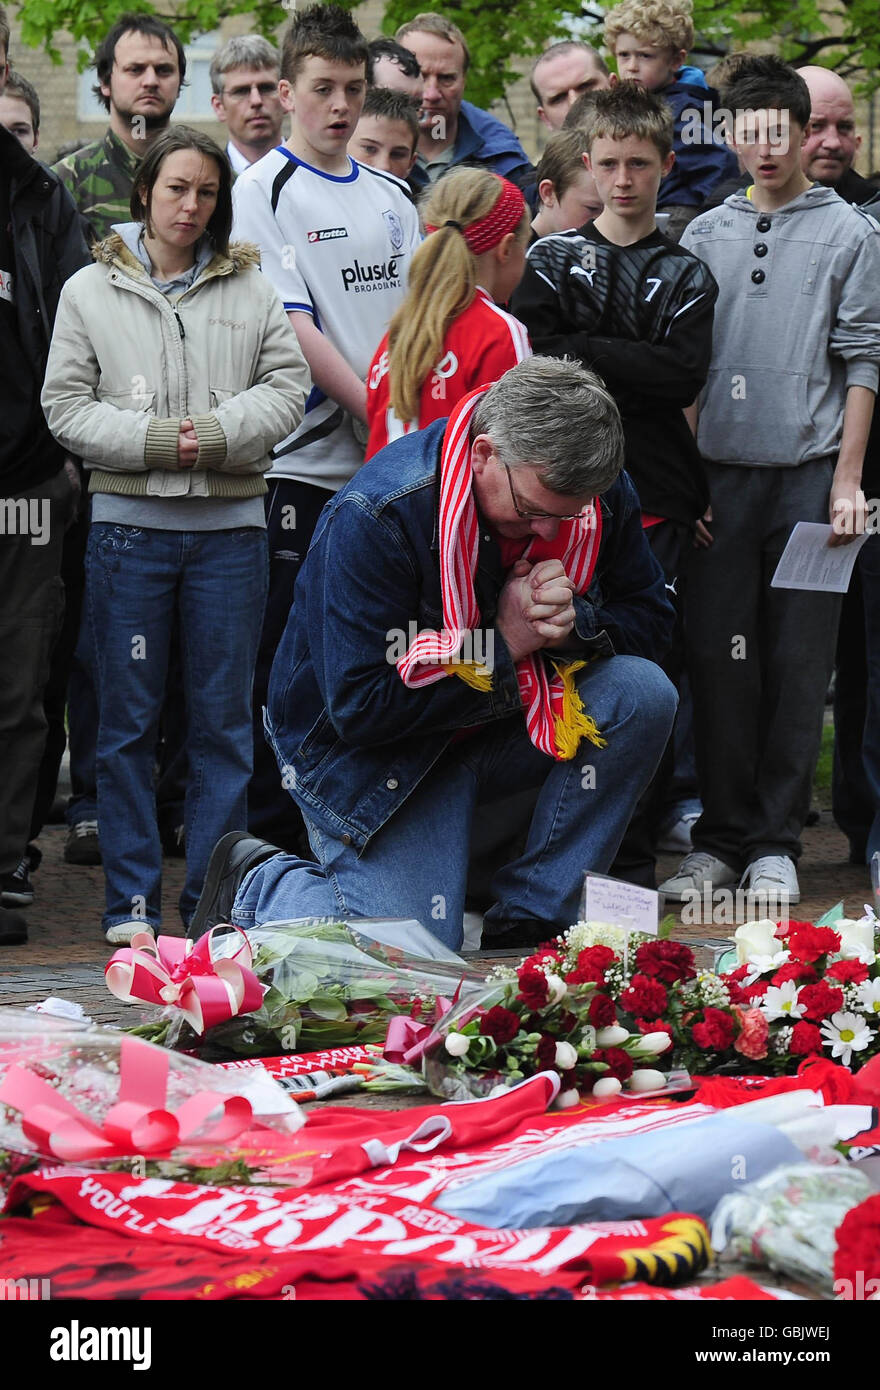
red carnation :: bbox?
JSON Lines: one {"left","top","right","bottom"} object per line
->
{"left": 634, "top": 940, "right": 696, "bottom": 984}
{"left": 521, "top": 949, "right": 564, "bottom": 971}
{"left": 789, "top": 1021, "right": 824, "bottom": 1056}
{"left": 742, "top": 979, "right": 770, "bottom": 1001}
{"left": 594, "top": 1046, "right": 633, "bottom": 1082}
{"left": 827, "top": 959, "right": 870, "bottom": 985}
{"left": 578, "top": 945, "right": 617, "bottom": 972}
{"left": 723, "top": 964, "right": 750, "bottom": 983}
{"left": 833, "top": 1194, "right": 880, "bottom": 1298}
{"left": 619, "top": 973, "right": 668, "bottom": 1018}
{"left": 566, "top": 965, "right": 606, "bottom": 987}
{"left": 692, "top": 1007, "right": 736, "bottom": 1052}
{"left": 777, "top": 918, "right": 814, "bottom": 936}
{"left": 771, "top": 961, "right": 818, "bottom": 986}
{"left": 788, "top": 925, "right": 842, "bottom": 963}
{"left": 798, "top": 981, "right": 844, "bottom": 1021}
{"left": 517, "top": 967, "right": 550, "bottom": 1010}
{"left": 536, "top": 1033, "right": 557, "bottom": 1069}
{"left": 588, "top": 993, "right": 617, "bottom": 1028}
{"left": 479, "top": 1006, "right": 521, "bottom": 1046}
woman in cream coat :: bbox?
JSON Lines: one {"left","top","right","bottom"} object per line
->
{"left": 42, "top": 126, "right": 310, "bottom": 944}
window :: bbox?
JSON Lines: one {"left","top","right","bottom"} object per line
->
{"left": 77, "top": 30, "right": 219, "bottom": 121}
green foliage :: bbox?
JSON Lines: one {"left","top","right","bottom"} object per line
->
{"left": 13, "top": 0, "right": 880, "bottom": 99}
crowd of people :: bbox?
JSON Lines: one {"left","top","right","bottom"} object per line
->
{"left": 2, "top": 0, "right": 880, "bottom": 952}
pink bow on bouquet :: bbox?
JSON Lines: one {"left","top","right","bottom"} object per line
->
{"left": 0, "top": 1036, "right": 252, "bottom": 1164}
{"left": 384, "top": 998, "right": 455, "bottom": 1066}
{"left": 104, "top": 926, "right": 264, "bottom": 1034}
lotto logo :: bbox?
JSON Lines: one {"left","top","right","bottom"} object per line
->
{"left": 307, "top": 227, "right": 348, "bottom": 242}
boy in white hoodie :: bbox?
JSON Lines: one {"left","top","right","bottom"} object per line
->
{"left": 660, "top": 56, "right": 880, "bottom": 910}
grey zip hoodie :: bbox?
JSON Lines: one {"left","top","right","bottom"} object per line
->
{"left": 680, "top": 184, "right": 880, "bottom": 466}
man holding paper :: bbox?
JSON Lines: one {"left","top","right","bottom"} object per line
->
{"left": 189, "top": 357, "right": 677, "bottom": 951}
{"left": 659, "top": 57, "right": 880, "bottom": 910}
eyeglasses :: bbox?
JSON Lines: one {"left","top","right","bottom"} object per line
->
{"left": 223, "top": 81, "right": 279, "bottom": 102}
{"left": 501, "top": 460, "right": 588, "bottom": 521}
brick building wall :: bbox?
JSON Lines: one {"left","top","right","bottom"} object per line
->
{"left": 4, "top": 6, "right": 878, "bottom": 173}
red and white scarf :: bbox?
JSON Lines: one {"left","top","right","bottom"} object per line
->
{"left": 396, "top": 388, "right": 605, "bottom": 760}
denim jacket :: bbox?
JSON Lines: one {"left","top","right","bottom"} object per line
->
{"left": 266, "top": 419, "right": 673, "bottom": 851}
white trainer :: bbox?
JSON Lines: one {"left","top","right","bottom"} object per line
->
{"left": 105, "top": 920, "right": 149, "bottom": 946}
{"left": 740, "top": 855, "right": 800, "bottom": 906}
{"left": 658, "top": 851, "right": 739, "bottom": 903}
{"left": 657, "top": 811, "right": 701, "bottom": 855}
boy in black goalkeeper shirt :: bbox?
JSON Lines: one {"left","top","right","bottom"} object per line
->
{"left": 512, "top": 81, "right": 718, "bottom": 886}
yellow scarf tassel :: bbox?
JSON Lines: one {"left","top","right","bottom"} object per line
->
{"left": 551, "top": 659, "right": 606, "bottom": 759}
{"left": 444, "top": 660, "right": 494, "bottom": 692}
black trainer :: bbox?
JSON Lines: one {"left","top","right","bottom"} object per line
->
{"left": 0, "top": 905, "right": 27, "bottom": 945}
{"left": 479, "top": 920, "right": 554, "bottom": 954}
{"left": 1, "top": 856, "right": 34, "bottom": 907}
{"left": 187, "top": 832, "right": 280, "bottom": 941}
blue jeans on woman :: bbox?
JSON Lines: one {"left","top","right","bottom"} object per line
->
{"left": 231, "top": 654, "right": 677, "bottom": 951}
{"left": 87, "top": 524, "right": 268, "bottom": 933}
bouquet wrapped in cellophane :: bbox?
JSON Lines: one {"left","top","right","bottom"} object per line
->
{"left": 0, "top": 1009, "right": 304, "bottom": 1186}
{"left": 107, "top": 918, "right": 487, "bottom": 1061}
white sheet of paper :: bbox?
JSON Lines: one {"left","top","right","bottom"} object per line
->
{"left": 583, "top": 873, "right": 659, "bottom": 937}
{"left": 771, "top": 522, "right": 871, "bottom": 593}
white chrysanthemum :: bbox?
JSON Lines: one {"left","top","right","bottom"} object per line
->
{"left": 855, "top": 978, "right": 880, "bottom": 1017}
{"left": 742, "top": 950, "right": 789, "bottom": 985}
{"left": 759, "top": 981, "right": 805, "bottom": 1022}
{"left": 820, "top": 1011, "right": 874, "bottom": 1067}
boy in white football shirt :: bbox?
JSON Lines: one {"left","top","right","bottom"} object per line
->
{"left": 232, "top": 3, "right": 420, "bottom": 847}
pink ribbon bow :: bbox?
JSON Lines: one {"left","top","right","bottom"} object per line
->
{"left": 384, "top": 997, "right": 455, "bottom": 1066}
{"left": 0, "top": 1037, "right": 252, "bottom": 1163}
{"left": 104, "top": 926, "right": 264, "bottom": 1034}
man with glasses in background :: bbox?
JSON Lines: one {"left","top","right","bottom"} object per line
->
{"left": 189, "top": 357, "right": 676, "bottom": 953}
{"left": 210, "top": 35, "right": 284, "bottom": 173}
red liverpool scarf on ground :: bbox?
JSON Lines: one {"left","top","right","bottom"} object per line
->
{"left": 396, "top": 387, "right": 605, "bottom": 760}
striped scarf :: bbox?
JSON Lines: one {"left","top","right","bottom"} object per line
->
{"left": 396, "top": 388, "right": 605, "bottom": 760}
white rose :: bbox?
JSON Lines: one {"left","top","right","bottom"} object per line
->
{"left": 633, "top": 1030, "right": 672, "bottom": 1055}
{"left": 592, "top": 1076, "right": 623, "bottom": 1099}
{"left": 836, "top": 918, "right": 876, "bottom": 958}
{"left": 628, "top": 1068, "right": 667, "bottom": 1093}
{"left": 555, "top": 1040, "right": 578, "bottom": 1070}
{"left": 734, "top": 919, "right": 780, "bottom": 963}
{"left": 545, "top": 973, "right": 567, "bottom": 1005}
{"left": 554, "top": 1088, "right": 580, "bottom": 1110}
{"left": 444, "top": 1032, "right": 470, "bottom": 1057}
{"left": 596, "top": 1025, "right": 629, "bottom": 1047}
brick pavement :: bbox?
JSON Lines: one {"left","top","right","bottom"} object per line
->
{"left": 1, "top": 812, "right": 872, "bottom": 1028}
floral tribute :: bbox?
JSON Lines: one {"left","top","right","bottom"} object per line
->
{"left": 424, "top": 913, "right": 880, "bottom": 1102}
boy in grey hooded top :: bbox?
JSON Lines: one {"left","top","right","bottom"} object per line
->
{"left": 659, "top": 57, "right": 880, "bottom": 909}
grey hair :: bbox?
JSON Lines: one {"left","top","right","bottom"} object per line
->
{"left": 210, "top": 36, "right": 280, "bottom": 95}
{"left": 471, "top": 356, "right": 624, "bottom": 496}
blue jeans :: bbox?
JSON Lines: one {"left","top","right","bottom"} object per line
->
{"left": 232, "top": 654, "right": 677, "bottom": 950}
{"left": 86, "top": 524, "right": 268, "bottom": 931}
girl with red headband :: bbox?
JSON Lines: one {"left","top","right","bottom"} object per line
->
{"left": 365, "top": 169, "right": 532, "bottom": 459}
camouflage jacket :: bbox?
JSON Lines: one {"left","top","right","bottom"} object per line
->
{"left": 52, "top": 128, "right": 142, "bottom": 244}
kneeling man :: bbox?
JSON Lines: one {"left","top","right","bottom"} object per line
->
{"left": 192, "top": 358, "right": 676, "bottom": 950}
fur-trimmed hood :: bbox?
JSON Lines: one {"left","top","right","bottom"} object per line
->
{"left": 92, "top": 230, "right": 262, "bottom": 278}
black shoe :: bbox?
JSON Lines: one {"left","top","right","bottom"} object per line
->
{"left": 479, "top": 920, "right": 554, "bottom": 954}
{"left": 187, "top": 831, "right": 280, "bottom": 941}
{"left": 64, "top": 820, "right": 102, "bottom": 865}
{"left": 1, "top": 857, "right": 34, "bottom": 907}
{"left": 0, "top": 905, "right": 27, "bottom": 945}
